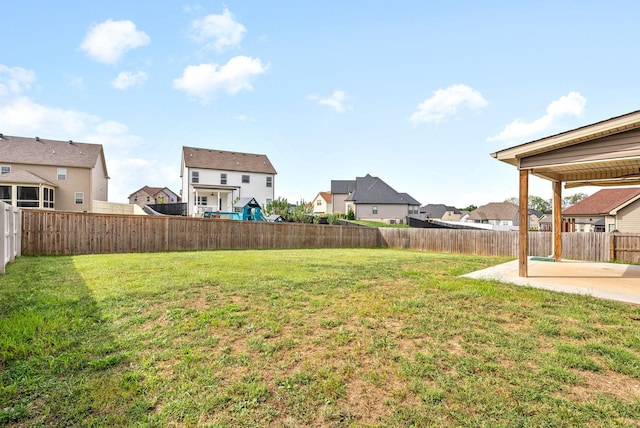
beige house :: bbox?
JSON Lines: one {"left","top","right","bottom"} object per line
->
{"left": 311, "top": 191, "right": 332, "bottom": 215}
{"left": 0, "top": 135, "right": 109, "bottom": 212}
{"left": 129, "top": 185, "right": 180, "bottom": 206}
{"left": 562, "top": 188, "right": 640, "bottom": 232}
{"left": 466, "top": 202, "right": 543, "bottom": 230}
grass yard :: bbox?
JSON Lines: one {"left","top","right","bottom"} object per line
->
{"left": 2, "top": 249, "right": 640, "bottom": 427}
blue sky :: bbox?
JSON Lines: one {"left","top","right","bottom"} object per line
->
{"left": 2, "top": 1, "right": 639, "bottom": 207}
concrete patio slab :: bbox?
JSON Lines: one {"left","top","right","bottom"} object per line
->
{"left": 462, "top": 258, "right": 640, "bottom": 305}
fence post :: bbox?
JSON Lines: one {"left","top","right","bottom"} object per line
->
{"left": 1, "top": 202, "right": 5, "bottom": 274}
{"left": 609, "top": 232, "right": 616, "bottom": 262}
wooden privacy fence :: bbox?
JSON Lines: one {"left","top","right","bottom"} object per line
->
{"left": 378, "top": 228, "right": 638, "bottom": 263}
{"left": 20, "top": 210, "right": 640, "bottom": 263}
{"left": 1, "top": 201, "right": 21, "bottom": 274}
{"left": 21, "top": 210, "right": 381, "bottom": 255}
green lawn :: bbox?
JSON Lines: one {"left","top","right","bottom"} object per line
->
{"left": 2, "top": 249, "right": 640, "bottom": 427}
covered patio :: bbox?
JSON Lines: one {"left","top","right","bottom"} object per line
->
{"left": 491, "top": 109, "right": 640, "bottom": 277}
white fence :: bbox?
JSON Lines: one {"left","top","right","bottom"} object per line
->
{"left": 1, "top": 201, "right": 21, "bottom": 274}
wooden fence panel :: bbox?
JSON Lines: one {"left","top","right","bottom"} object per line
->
{"left": 20, "top": 211, "right": 382, "bottom": 255}
{"left": 19, "top": 210, "right": 640, "bottom": 263}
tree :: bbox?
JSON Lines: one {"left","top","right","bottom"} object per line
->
{"left": 562, "top": 192, "right": 588, "bottom": 209}
{"left": 528, "top": 196, "right": 551, "bottom": 214}
{"left": 461, "top": 204, "right": 477, "bottom": 212}
{"left": 504, "top": 197, "right": 519, "bottom": 205}
{"left": 289, "top": 199, "right": 314, "bottom": 223}
{"left": 265, "top": 197, "right": 290, "bottom": 219}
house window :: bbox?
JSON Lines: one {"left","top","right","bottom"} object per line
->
{"left": 317, "top": 199, "right": 322, "bottom": 206}
{"left": 372, "top": 206, "right": 378, "bottom": 215}
{"left": 43, "top": 188, "right": 54, "bottom": 209}
{"left": 266, "top": 177, "right": 272, "bottom": 188}
{"left": 57, "top": 168, "right": 67, "bottom": 180}
{"left": 1, "top": 165, "right": 10, "bottom": 175}
{"left": 17, "top": 186, "right": 39, "bottom": 208}
{"left": 197, "top": 196, "right": 208, "bottom": 206}
{"left": 409, "top": 205, "right": 419, "bottom": 215}
{"left": 191, "top": 170, "right": 199, "bottom": 184}
{"left": 75, "top": 192, "right": 84, "bottom": 205}
{"left": 0, "top": 185, "right": 11, "bottom": 203}
{"left": 147, "top": 196, "right": 150, "bottom": 202}
{"left": 220, "top": 173, "right": 227, "bottom": 185}
{"left": 242, "top": 175, "right": 250, "bottom": 183}
{"left": 266, "top": 198, "right": 272, "bottom": 205}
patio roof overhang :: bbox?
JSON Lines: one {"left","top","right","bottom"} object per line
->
{"left": 491, "top": 109, "right": 640, "bottom": 277}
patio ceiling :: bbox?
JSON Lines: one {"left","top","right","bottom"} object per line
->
{"left": 492, "top": 109, "right": 640, "bottom": 188}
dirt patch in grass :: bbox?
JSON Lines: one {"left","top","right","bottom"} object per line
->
{"left": 565, "top": 370, "right": 640, "bottom": 402}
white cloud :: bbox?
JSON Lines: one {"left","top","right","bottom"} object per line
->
{"left": 410, "top": 84, "right": 488, "bottom": 125}
{"left": 112, "top": 70, "right": 148, "bottom": 89}
{"left": 190, "top": 7, "right": 246, "bottom": 52}
{"left": 233, "top": 114, "right": 249, "bottom": 121}
{"left": 79, "top": 19, "right": 150, "bottom": 64}
{"left": 487, "top": 91, "right": 587, "bottom": 143}
{"left": 173, "top": 56, "right": 267, "bottom": 102}
{"left": 0, "top": 65, "right": 36, "bottom": 96}
{"left": 309, "top": 90, "right": 351, "bottom": 113}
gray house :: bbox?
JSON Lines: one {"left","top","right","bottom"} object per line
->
{"left": 419, "top": 204, "right": 463, "bottom": 221}
{"left": 331, "top": 174, "right": 420, "bottom": 224}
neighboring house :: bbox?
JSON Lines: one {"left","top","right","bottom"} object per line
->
{"left": 181, "top": 146, "right": 277, "bottom": 216}
{"left": 128, "top": 185, "right": 180, "bottom": 206}
{"left": 330, "top": 180, "right": 357, "bottom": 215}
{"left": 466, "top": 202, "right": 543, "bottom": 230}
{"left": 332, "top": 174, "right": 420, "bottom": 223}
{"left": 419, "top": 204, "right": 463, "bottom": 221}
{"left": 0, "top": 134, "right": 109, "bottom": 212}
{"left": 562, "top": 188, "right": 640, "bottom": 233}
{"left": 311, "top": 191, "right": 332, "bottom": 215}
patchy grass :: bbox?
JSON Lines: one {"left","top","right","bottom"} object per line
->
{"left": 2, "top": 249, "right": 640, "bottom": 427}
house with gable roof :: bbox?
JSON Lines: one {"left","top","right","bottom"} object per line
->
{"left": 0, "top": 134, "right": 109, "bottom": 212}
{"left": 311, "top": 191, "right": 332, "bottom": 215}
{"left": 128, "top": 185, "right": 180, "bottom": 207}
{"left": 466, "top": 202, "right": 543, "bottom": 231}
{"left": 181, "top": 146, "right": 277, "bottom": 216}
{"left": 331, "top": 174, "right": 420, "bottom": 223}
{"left": 562, "top": 188, "right": 640, "bottom": 232}
{"left": 419, "top": 203, "right": 463, "bottom": 221}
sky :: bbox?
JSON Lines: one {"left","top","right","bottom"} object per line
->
{"left": 2, "top": 1, "right": 640, "bottom": 207}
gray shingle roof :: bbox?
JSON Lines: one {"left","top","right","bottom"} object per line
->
{"left": 182, "top": 146, "right": 277, "bottom": 174}
{"left": 331, "top": 180, "right": 356, "bottom": 194}
{"left": 344, "top": 174, "right": 420, "bottom": 205}
{"left": 0, "top": 135, "right": 105, "bottom": 171}
{"left": 420, "top": 203, "right": 461, "bottom": 218}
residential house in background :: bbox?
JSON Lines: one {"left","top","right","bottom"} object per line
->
{"left": 562, "top": 188, "right": 640, "bottom": 232}
{"left": 465, "top": 202, "right": 543, "bottom": 230}
{"left": 332, "top": 174, "right": 420, "bottom": 223}
{"left": 330, "top": 180, "right": 356, "bottom": 215}
{"left": 311, "top": 191, "right": 332, "bottom": 215}
{"left": 0, "top": 134, "right": 109, "bottom": 212}
{"left": 181, "top": 146, "right": 277, "bottom": 216}
{"left": 128, "top": 186, "right": 180, "bottom": 206}
{"left": 419, "top": 204, "right": 463, "bottom": 221}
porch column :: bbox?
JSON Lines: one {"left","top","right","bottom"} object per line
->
{"left": 552, "top": 181, "right": 562, "bottom": 262}
{"left": 519, "top": 169, "right": 529, "bottom": 277}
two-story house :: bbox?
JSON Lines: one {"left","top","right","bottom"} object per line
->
{"left": 180, "top": 146, "right": 277, "bottom": 216}
{"left": 562, "top": 188, "right": 640, "bottom": 232}
{"left": 331, "top": 174, "right": 420, "bottom": 224}
{"left": 0, "top": 134, "right": 109, "bottom": 212}
{"left": 311, "top": 191, "right": 332, "bottom": 215}
{"left": 128, "top": 186, "right": 180, "bottom": 206}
